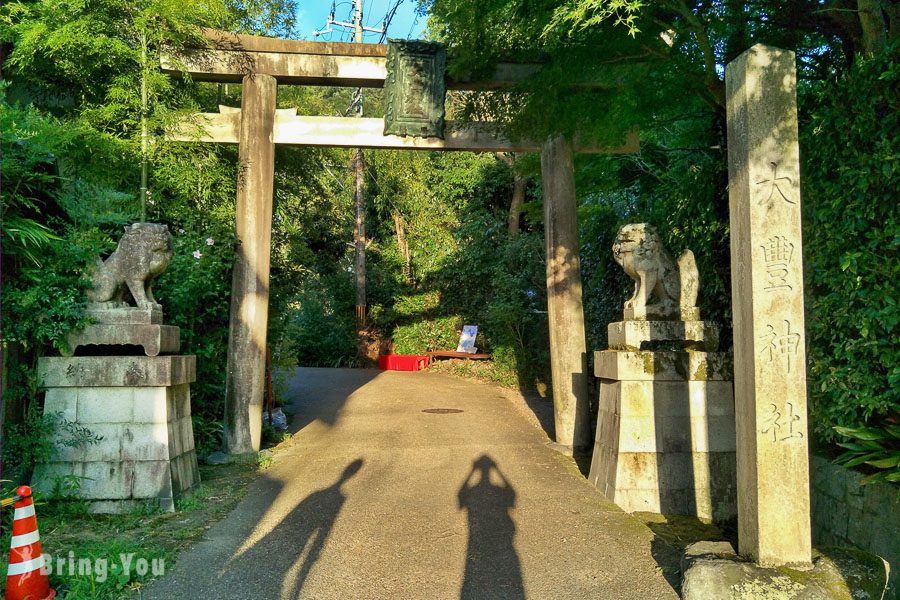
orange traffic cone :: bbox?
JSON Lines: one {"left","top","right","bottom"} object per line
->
{"left": 5, "top": 486, "right": 55, "bottom": 600}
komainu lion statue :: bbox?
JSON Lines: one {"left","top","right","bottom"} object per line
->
{"left": 613, "top": 223, "right": 699, "bottom": 320}
{"left": 86, "top": 223, "right": 173, "bottom": 309}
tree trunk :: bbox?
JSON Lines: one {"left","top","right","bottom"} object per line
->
{"left": 393, "top": 212, "right": 412, "bottom": 282}
{"left": 725, "top": 0, "right": 748, "bottom": 64}
{"left": 354, "top": 147, "right": 366, "bottom": 325}
{"left": 858, "top": 0, "right": 888, "bottom": 54}
{"left": 497, "top": 152, "right": 526, "bottom": 237}
{"left": 508, "top": 175, "right": 526, "bottom": 237}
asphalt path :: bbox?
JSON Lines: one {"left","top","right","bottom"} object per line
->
{"left": 145, "top": 367, "right": 678, "bottom": 599}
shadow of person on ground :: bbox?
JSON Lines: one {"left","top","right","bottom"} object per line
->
{"left": 226, "top": 458, "right": 364, "bottom": 597}
{"left": 458, "top": 455, "right": 525, "bottom": 600}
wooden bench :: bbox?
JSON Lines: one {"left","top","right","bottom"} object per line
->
{"left": 425, "top": 350, "right": 492, "bottom": 361}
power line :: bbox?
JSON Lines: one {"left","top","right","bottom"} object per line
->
{"left": 378, "top": 0, "right": 404, "bottom": 42}
{"left": 406, "top": 12, "right": 420, "bottom": 39}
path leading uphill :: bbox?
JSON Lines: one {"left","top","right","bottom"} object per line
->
{"left": 146, "top": 367, "right": 678, "bottom": 600}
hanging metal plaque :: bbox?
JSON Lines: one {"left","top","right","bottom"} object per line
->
{"left": 383, "top": 39, "right": 447, "bottom": 139}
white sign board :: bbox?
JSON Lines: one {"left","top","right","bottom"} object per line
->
{"left": 456, "top": 325, "right": 478, "bottom": 354}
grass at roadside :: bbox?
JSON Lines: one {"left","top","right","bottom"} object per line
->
{"left": 0, "top": 460, "right": 265, "bottom": 599}
{"left": 426, "top": 358, "right": 520, "bottom": 388}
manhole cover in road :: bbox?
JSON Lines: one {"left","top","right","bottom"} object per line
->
{"left": 422, "top": 408, "right": 464, "bottom": 414}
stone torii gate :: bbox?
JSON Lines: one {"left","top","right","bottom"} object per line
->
{"left": 162, "top": 29, "right": 639, "bottom": 458}
{"left": 165, "top": 32, "right": 821, "bottom": 575}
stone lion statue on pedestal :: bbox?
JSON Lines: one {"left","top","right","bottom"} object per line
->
{"left": 613, "top": 223, "right": 699, "bottom": 320}
{"left": 86, "top": 223, "right": 173, "bottom": 309}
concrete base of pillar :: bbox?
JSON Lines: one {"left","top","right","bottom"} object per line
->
{"left": 588, "top": 349, "right": 737, "bottom": 522}
{"left": 35, "top": 356, "right": 200, "bottom": 513}
{"left": 681, "top": 542, "right": 890, "bottom": 600}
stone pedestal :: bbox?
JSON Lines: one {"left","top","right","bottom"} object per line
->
{"left": 588, "top": 322, "right": 737, "bottom": 521}
{"left": 63, "top": 324, "right": 180, "bottom": 357}
{"left": 35, "top": 355, "right": 199, "bottom": 513}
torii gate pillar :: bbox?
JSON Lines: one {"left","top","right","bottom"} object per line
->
{"left": 541, "top": 135, "right": 591, "bottom": 452}
{"left": 224, "top": 73, "right": 277, "bottom": 454}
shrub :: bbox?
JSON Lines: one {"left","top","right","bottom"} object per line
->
{"left": 800, "top": 44, "right": 900, "bottom": 442}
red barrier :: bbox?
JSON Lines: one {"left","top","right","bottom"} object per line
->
{"left": 378, "top": 355, "right": 429, "bottom": 371}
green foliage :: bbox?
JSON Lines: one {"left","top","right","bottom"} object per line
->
{"left": 801, "top": 44, "right": 900, "bottom": 443}
{"left": 834, "top": 423, "right": 900, "bottom": 485}
{"left": 393, "top": 315, "right": 462, "bottom": 355}
{"left": 2, "top": 404, "right": 102, "bottom": 484}
{"left": 153, "top": 224, "right": 236, "bottom": 454}
{"left": 274, "top": 272, "right": 359, "bottom": 368}
{"left": 1, "top": 228, "right": 110, "bottom": 353}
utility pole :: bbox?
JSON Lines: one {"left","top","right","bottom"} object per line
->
{"left": 352, "top": 0, "right": 366, "bottom": 328}
{"left": 315, "top": 0, "right": 383, "bottom": 329}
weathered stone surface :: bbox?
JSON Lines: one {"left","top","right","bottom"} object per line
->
{"left": 39, "top": 355, "right": 196, "bottom": 388}
{"left": 595, "top": 350, "right": 733, "bottom": 381}
{"left": 86, "top": 305, "right": 162, "bottom": 325}
{"left": 76, "top": 389, "right": 134, "bottom": 422}
{"left": 132, "top": 387, "right": 170, "bottom": 423}
{"left": 541, "top": 135, "right": 591, "bottom": 452}
{"left": 225, "top": 72, "right": 276, "bottom": 455}
{"left": 591, "top": 222, "right": 736, "bottom": 522}
{"left": 35, "top": 358, "right": 200, "bottom": 513}
{"left": 588, "top": 374, "right": 737, "bottom": 522}
{"left": 43, "top": 388, "right": 78, "bottom": 422}
{"left": 93, "top": 324, "right": 176, "bottom": 356}
{"left": 608, "top": 320, "right": 720, "bottom": 351}
{"left": 171, "top": 110, "right": 640, "bottom": 153}
{"left": 810, "top": 455, "right": 900, "bottom": 594}
{"left": 681, "top": 542, "right": 890, "bottom": 600}
{"left": 86, "top": 223, "right": 173, "bottom": 309}
{"left": 612, "top": 223, "right": 699, "bottom": 321}
{"left": 726, "top": 43, "right": 811, "bottom": 566}
{"left": 64, "top": 323, "right": 180, "bottom": 357}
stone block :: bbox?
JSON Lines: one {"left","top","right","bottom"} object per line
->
{"left": 79, "top": 461, "right": 135, "bottom": 499}
{"left": 76, "top": 388, "right": 134, "bottom": 423}
{"left": 595, "top": 350, "right": 733, "bottom": 381}
{"left": 611, "top": 381, "right": 735, "bottom": 421}
{"left": 616, "top": 414, "right": 737, "bottom": 454}
{"left": 44, "top": 389, "right": 78, "bottom": 423}
{"left": 31, "top": 462, "right": 78, "bottom": 496}
{"left": 34, "top": 358, "right": 200, "bottom": 514}
{"left": 85, "top": 306, "right": 162, "bottom": 325}
{"left": 167, "top": 421, "right": 179, "bottom": 459}
{"left": 608, "top": 320, "right": 720, "bottom": 351}
{"left": 170, "top": 452, "right": 199, "bottom": 495}
{"left": 120, "top": 423, "right": 170, "bottom": 461}
{"left": 39, "top": 355, "right": 196, "bottom": 388}
{"left": 589, "top": 348, "right": 736, "bottom": 521}
{"left": 50, "top": 423, "right": 123, "bottom": 462}
{"left": 172, "top": 384, "right": 191, "bottom": 419}
{"left": 179, "top": 417, "right": 195, "bottom": 454}
{"left": 132, "top": 387, "right": 169, "bottom": 423}
{"left": 64, "top": 323, "right": 180, "bottom": 357}
{"left": 681, "top": 542, "right": 890, "bottom": 600}
{"left": 132, "top": 460, "right": 173, "bottom": 500}
{"left": 845, "top": 485, "right": 866, "bottom": 511}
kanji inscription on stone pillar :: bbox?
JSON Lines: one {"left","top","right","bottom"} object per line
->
{"left": 726, "top": 44, "right": 812, "bottom": 568}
